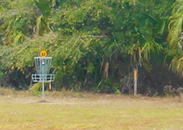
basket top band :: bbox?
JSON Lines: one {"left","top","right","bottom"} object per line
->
{"left": 34, "top": 57, "right": 52, "bottom": 59}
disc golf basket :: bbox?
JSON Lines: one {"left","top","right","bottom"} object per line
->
{"left": 32, "top": 51, "right": 55, "bottom": 100}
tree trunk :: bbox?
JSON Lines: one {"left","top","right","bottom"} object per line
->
{"left": 103, "top": 62, "right": 109, "bottom": 79}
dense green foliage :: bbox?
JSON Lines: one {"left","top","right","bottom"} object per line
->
{"left": 0, "top": 0, "right": 182, "bottom": 94}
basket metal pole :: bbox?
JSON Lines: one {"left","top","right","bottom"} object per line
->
{"left": 42, "top": 82, "right": 45, "bottom": 100}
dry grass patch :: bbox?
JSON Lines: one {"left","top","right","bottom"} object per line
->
{"left": 0, "top": 89, "right": 183, "bottom": 130}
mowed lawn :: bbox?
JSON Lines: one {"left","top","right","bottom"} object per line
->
{"left": 0, "top": 90, "right": 183, "bottom": 130}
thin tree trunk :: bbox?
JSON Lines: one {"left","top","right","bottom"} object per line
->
{"left": 103, "top": 62, "right": 109, "bottom": 79}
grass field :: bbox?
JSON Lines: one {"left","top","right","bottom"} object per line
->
{"left": 0, "top": 88, "right": 183, "bottom": 130}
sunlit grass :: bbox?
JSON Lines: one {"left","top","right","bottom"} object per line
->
{"left": 0, "top": 88, "right": 183, "bottom": 130}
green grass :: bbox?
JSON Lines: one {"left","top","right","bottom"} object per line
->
{"left": 0, "top": 88, "right": 183, "bottom": 130}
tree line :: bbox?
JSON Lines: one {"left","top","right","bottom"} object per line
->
{"left": 0, "top": 0, "right": 182, "bottom": 95}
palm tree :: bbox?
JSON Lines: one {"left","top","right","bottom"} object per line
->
{"left": 168, "top": 0, "right": 183, "bottom": 75}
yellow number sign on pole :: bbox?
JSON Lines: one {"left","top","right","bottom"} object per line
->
{"left": 134, "top": 68, "right": 138, "bottom": 96}
{"left": 134, "top": 69, "right": 138, "bottom": 80}
{"left": 40, "top": 50, "right": 47, "bottom": 57}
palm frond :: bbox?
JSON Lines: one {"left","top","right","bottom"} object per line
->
{"left": 141, "top": 40, "right": 163, "bottom": 61}
{"left": 168, "top": 0, "right": 183, "bottom": 75}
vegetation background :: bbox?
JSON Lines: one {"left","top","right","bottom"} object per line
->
{"left": 0, "top": 0, "right": 183, "bottom": 95}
